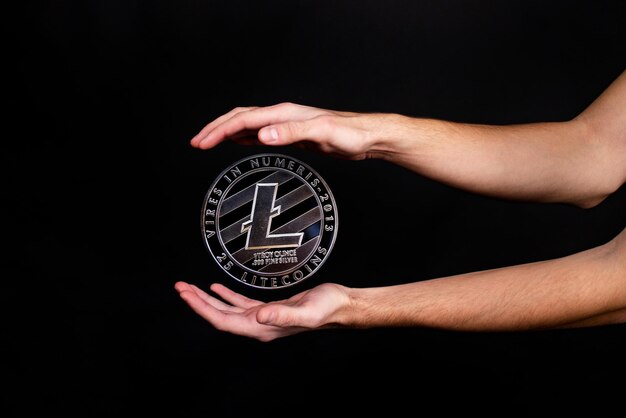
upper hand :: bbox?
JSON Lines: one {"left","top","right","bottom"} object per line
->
{"left": 174, "top": 281, "right": 351, "bottom": 342}
{"left": 190, "top": 102, "right": 393, "bottom": 160}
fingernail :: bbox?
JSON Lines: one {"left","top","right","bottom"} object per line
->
{"left": 260, "top": 127, "right": 278, "bottom": 143}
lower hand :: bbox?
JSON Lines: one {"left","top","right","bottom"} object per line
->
{"left": 174, "top": 281, "right": 351, "bottom": 342}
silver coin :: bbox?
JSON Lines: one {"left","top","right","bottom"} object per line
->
{"left": 201, "top": 153, "right": 338, "bottom": 289}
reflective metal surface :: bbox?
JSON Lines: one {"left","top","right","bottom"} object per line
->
{"left": 201, "top": 153, "right": 338, "bottom": 289}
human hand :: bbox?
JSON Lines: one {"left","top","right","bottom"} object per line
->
{"left": 190, "top": 102, "right": 397, "bottom": 160}
{"left": 174, "top": 281, "right": 351, "bottom": 342}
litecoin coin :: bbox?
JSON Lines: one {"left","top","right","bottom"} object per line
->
{"left": 201, "top": 153, "right": 338, "bottom": 289}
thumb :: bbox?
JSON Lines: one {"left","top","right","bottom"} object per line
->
{"left": 256, "top": 305, "right": 299, "bottom": 327}
{"left": 258, "top": 120, "right": 317, "bottom": 146}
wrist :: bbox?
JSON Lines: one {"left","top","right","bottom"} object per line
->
{"left": 331, "top": 286, "right": 372, "bottom": 328}
{"left": 364, "top": 113, "right": 409, "bottom": 160}
{"left": 365, "top": 113, "right": 434, "bottom": 165}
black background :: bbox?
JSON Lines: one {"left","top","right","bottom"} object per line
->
{"left": 3, "top": 1, "right": 626, "bottom": 417}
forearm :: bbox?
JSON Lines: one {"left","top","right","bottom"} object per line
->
{"left": 368, "top": 71, "right": 626, "bottom": 208}
{"left": 334, "top": 228, "right": 626, "bottom": 331}
{"left": 370, "top": 114, "right": 614, "bottom": 208}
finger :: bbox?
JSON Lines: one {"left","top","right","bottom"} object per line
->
{"left": 178, "top": 290, "right": 239, "bottom": 329}
{"left": 196, "top": 103, "right": 322, "bottom": 150}
{"left": 258, "top": 116, "right": 332, "bottom": 147}
{"left": 174, "top": 281, "right": 195, "bottom": 293}
{"left": 190, "top": 106, "right": 257, "bottom": 147}
{"left": 190, "top": 284, "right": 244, "bottom": 313}
{"left": 176, "top": 281, "right": 241, "bottom": 312}
{"left": 210, "top": 282, "right": 263, "bottom": 309}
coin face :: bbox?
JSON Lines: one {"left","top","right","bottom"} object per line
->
{"left": 201, "top": 153, "right": 338, "bottom": 289}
